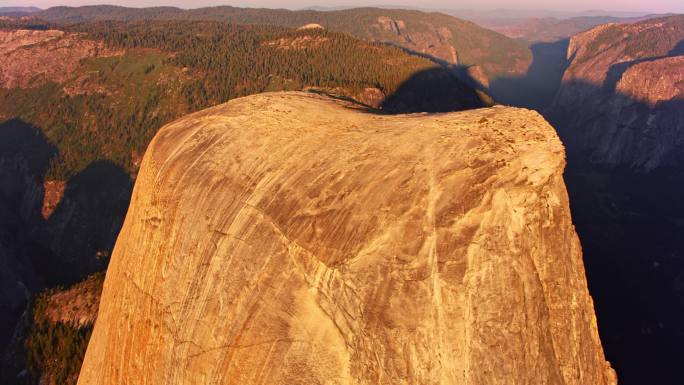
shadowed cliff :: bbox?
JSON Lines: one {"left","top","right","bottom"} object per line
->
{"left": 541, "top": 17, "right": 684, "bottom": 383}
{"left": 545, "top": 79, "right": 684, "bottom": 385}
{"left": 457, "top": 15, "right": 684, "bottom": 382}
{"left": 0, "top": 119, "right": 132, "bottom": 382}
{"left": 0, "top": 119, "right": 56, "bottom": 350}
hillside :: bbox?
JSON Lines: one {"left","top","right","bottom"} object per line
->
{"left": 0, "top": 7, "right": 41, "bottom": 16}
{"left": 1, "top": 20, "right": 473, "bottom": 180}
{"left": 78, "top": 92, "right": 615, "bottom": 385}
{"left": 36, "top": 5, "right": 532, "bottom": 81}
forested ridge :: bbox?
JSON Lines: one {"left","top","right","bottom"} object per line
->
{"left": 0, "top": 5, "right": 528, "bottom": 182}
{"left": 0, "top": 19, "right": 444, "bottom": 180}
{"left": 72, "top": 20, "right": 432, "bottom": 104}
{"left": 36, "top": 5, "right": 531, "bottom": 76}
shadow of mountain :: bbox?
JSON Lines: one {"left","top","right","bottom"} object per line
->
{"left": 546, "top": 81, "right": 684, "bottom": 170}
{"left": 45, "top": 160, "right": 133, "bottom": 281}
{"left": 0, "top": 119, "right": 57, "bottom": 181}
{"left": 487, "top": 39, "right": 570, "bottom": 110}
{"left": 305, "top": 89, "right": 377, "bottom": 110}
{"left": 670, "top": 38, "right": 684, "bottom": 55}
{"left": 0, "top": 119, "right": 56, "bottom": 350}
{"left": 381, "top": 41, "right": 453, "bottom": 67}
{"left": 381, "top": 66, "right": 488, "bottom": 113}
{"left": 0, "top": 119, "right": 132, "bottom": 360}
{"left": 563, "top": 165, "right": 684, "bottom": 385}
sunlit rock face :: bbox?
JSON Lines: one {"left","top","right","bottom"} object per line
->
{"left": 0, "top": 29, "right": 121, "bottom": 89}
{"left": 78, "top": 92, "right": 615, "bottom": 385}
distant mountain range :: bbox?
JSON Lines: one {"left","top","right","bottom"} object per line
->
{"left": 469, "top": 13, "right": 676, "bottom": 42}
{"left": 301, "top": 7, "right": 659, "bottom": 19}
{"left": 449, "top": 8, "right": 654, "bottom": 20}
{"left": 0, "top": 6, "right": 41, "bottom": 16}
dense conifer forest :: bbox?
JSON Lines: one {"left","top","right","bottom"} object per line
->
{"left": 0, "top": 19, "right": 445, "bottom": 180}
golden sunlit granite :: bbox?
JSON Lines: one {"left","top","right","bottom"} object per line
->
{"left": 78, "top": 92, "right": 615, "bottom": 385}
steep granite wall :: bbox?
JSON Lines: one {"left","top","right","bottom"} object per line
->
{"left": 544, "top": 15, "right": 684, "bottom": 384}
{"left": 546, "top": 15, "right": 684, "bottom": 170}
{"left": 78, "top": 92, "right": 615, "bottom": 385}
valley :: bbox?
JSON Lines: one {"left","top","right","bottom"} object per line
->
{"left": 546, "top": 16, "right": 684, "bottom": 384}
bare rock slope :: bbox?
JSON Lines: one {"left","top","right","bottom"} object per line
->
{"left": 0, "top": 29, "right": 120, "bottom": 89}
{"left": 78, "top": 92, "right": 615, "bottom": 385}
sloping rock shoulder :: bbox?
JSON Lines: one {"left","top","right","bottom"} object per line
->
{"left": 78, "top": 92, "right": 615, "bottom": 385}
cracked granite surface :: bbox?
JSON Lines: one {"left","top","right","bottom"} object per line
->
{"left": 78, "top": 92, "right": 615, "bottom": 385}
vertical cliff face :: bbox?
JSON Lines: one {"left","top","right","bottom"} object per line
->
{"left": 544, "top": 15, "right": 684, "bottom": 384}
{"left": 546, "top": 15, "right": 684, "bottom": 170}
{"left": 78, "top": 92, "right": 614, "bottom": 385}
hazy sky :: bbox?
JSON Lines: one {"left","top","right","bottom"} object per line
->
{"left": 3, "top": 0, "right": 684, "bottom": 14}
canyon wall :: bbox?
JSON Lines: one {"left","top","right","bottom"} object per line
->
{"left": 546, "top": 15, "right": 684, "bottom": 170}
{"left": 544, "top": 15, "right": 684, "bottom": 384}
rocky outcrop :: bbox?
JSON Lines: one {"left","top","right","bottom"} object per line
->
{"left": 375, "top": 15, "right": 460, "bottom": 64}
{"left": 297, "top": 23, "right": 325, "bottom": 30}
{"left": 546, "top": 15, "right": 684, "bottom": 170}
{"left": 41, "top": 272, "right": 104, "bottom": 328}
{"left": 366, "top": 12, "right": 531, "bottom": 81}
{"left": 0, "top": 29, "right": 121, "bottom": 89}
{"left": 3, "top": 273, "right": 103, "bottom": 385}
{"left": 78, "top": 92, "right": 614, "bottom": 385}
